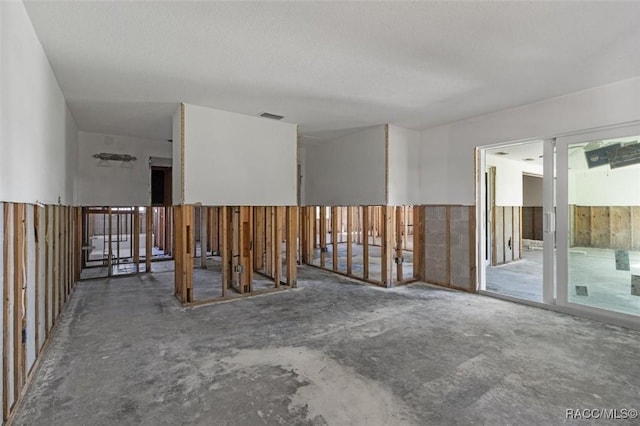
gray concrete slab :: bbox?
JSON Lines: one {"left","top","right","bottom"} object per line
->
{"left": 14, "top": 267, "right": 640, "bottom": 425}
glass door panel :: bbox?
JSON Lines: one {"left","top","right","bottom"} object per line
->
{"left": 566, "top": 135, "right": 640, "bottom": 316}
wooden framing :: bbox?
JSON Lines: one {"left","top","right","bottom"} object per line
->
{"left": 2, "top": 203, "right": 81, "bottom": 423}
{"left": 362, "top": 206, "right": 369, "bottom": 279}
{"left": 133, "top": 208, "right": 140, "bottom": 273}
{"left": 286, "top": 206, "right": 298, "bottom": 287}
{"left": 174, "top": 205, "right": 194, "bottom": 303}
{"left": 331, "top": 206, "right": 338, "bottom": 271}
{"left": 395, "top": 206, "right": 403, "bottom": 283}
{"left": 346, "top": 206, "right": 353, "bottom": 275}
{"left": 381, "top": 206, "right": 394, "bottom": 287}
{"left": 319, "top": 206, "right": 327, "bottom": 268}
{"left": 145, "top": 206, "right": 152, "bottom": 272}
{"left": 3, "top": 203, "right": 11, "bottom": 419}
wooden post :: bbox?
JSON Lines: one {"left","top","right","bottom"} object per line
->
{"left": 13, "top": 203, "right": 26, "bottom": 399}
{"left": 382, "top": 206, "right": 394, "bottom": 287}
{"left": 221, "top": 206, "right": 229, "bottom": 298}
{"left": 347, "top": 206, "right": 353, "bottom": 275}
{"left": 413, "top": 206, "right": 424, "bottom": 280}
{"left": 239, "top": 207, "right": 253, "bottom": 293}
{"left": 319, "top": 207, "right": 327, "bottom": 268}
{"left": 200, "top": 206, "right": 207, "bottom": 268}
{"left": 395, "top": 206, "right": 404, "bottom": 283}
{"left": 286, "top": 206, "right": 298, "bottom": 287}
{"left": 265, "top": 207, "right": 273, "bottom": 276}
{"left": 174, "top": 205, "right": 194, "bottom": 303}
{"left": 331, "top": 206, "right": 338, "bottom": 271}
{"left": 274, "top": 207, "right": 283, "bottom": 287}
{"left": 107, "top": 207, "right": 113, "bottom": 277}
{"left": 133, "top": 208, "right": 140, "bottom": 273}
{"left": 145, "top": 207, "right": 152, "bottom": 272}
{"left": 363, "top": 206, "right": 369, "bottom": 279}
{"left": 3, "top": 204, "right": 10, "bottom": 420}
{"left": 255, "top": 207, "right": 265, "bottom": 270}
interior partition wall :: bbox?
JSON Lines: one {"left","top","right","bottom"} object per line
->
{"left": 173, "top": 205, "right": 298, "bottom": 306}
{"left": 300, "top": 205, "right": 422, "bottom": 287}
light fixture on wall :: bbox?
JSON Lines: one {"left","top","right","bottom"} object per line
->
{"left": 93, "top": 152, "right": 137, "bottom": 167}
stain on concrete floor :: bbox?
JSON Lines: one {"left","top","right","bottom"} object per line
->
{"left": 13, "top": 267, "right": 640, "bottom": 425}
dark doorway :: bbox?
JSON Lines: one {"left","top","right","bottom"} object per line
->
{"left": 151, "top": 166, "right": 172, "bottom": 206}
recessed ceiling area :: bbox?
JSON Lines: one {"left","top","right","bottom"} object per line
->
{"left": 23, "top": 1, "right": 640, "bottom": 141}
{"left": 486, "top": 141, "right": 544, "bottom": 167}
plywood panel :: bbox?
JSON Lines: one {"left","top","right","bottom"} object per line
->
{"left": 610, "top": 206, "right": 631, "bottom": 250}
{"left": 632, "top": 206, "right": 640, "bottom": 251}
{"left": 573, "top": 206, "right": 591, "bottom": 247}
{"left": 590, "top": 207, "right": 610, "bottom": 248}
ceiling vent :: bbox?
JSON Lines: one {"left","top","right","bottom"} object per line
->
{"left": 259, "top": 112, "right": 284, "bottom": 120}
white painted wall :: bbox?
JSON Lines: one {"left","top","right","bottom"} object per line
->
{"left": 388, "top": 125, "right": 421, "bottom": 205}
{"left": 523, "top": 175, "right": 543, "bottom": 207}
{"left": 421, "top": 77, "right": 640, "bottom": 205}
{"left": 76, "top": 131, "right": 171, "bottom": 206}
{"left": 570, "top": 163, "right": 640, "bottom": 206}
{"left": 0, "top": 1, "right": 77, "bottom": 205}
{"left": 303, "top": 126, "right": 386, "bottom": 206}
{"left": 181, "top": 103, "right": 297, "bottom": 206}
{"left": 172, "top": 107, "right": 183, "bottom": 204}
{"left": 486, "top": 155, "right": 542, "bottom": 206}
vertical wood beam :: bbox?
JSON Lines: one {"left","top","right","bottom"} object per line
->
{"left": 265, "top": 207, "right": 273, "bottom": 276}
{"left": 363, "top": 206, "right": 369, "bottom": 279}
{"left": 381, "top": 206, "right": 394, "bottom": 287}
{"left": 34, "top": 206, "right": 40, "bottom": 354}
{"left": 319, "top": 207, "right": 327, "bottom": 268}
{"left": 413, "top": 206, "right": 424, "bottom": 280}
{"left": 3, "top": 203, "right": 10, "bottom": 420}
{"left": 221, "top": 207, "right": 229, "bottom": 298}
{"left": 347, "top": 206, "right": 353, "bottom": 275}
{"left": 133, "top": 208, "right": 140, "bottom": 273}
{"left": 174, "top": 205, "right": 194, "bottom": 303}
{"left": 255, "top": 207, "right": 265, "bottom": 270}
{"left": 286, "top": 206, "right": 298, "bottom": 287}
{"left": 395, "top": 206, "right": 403, "bottom": 283}
{"left": 13, "top": 203, "right": 26, "bottom": 400}
{"left": 145, "top": 207, "right": 152, "bottom": 272}
{"left": 331, "top": 207, "right": 338, "bottom": 271}
{"left": 274, "top": 207, "right": 283, "bottom": 287}
{"left": 200, "top": 206, "right": 208, "bottom": 268}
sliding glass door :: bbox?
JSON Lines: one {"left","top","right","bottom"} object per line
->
{"left": 556, "top": 124, "right": 640, "bottom": 319}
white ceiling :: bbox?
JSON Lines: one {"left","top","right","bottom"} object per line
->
{"left": 24, "top": 1, "right": 640, "bottom": 141}
{"left": 486, "top": 140, "right": 544, "bottom": 167}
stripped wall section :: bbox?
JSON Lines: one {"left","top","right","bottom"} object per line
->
{"left": 572, "top": 205, "right": 640, "bottom": 250}
{"left": 424, "top": 206, "right": 476, "bottom": 292}
{"left": 1, "top": 203, "right": 80, "bottom": 423}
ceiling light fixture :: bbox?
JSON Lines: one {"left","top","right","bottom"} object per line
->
{"left": 523, "top": 158, "right": 535, "bottom": 161}
{"left": 495, "top": 151, "right": 509, "bottom": 156}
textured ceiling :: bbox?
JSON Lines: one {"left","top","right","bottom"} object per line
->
{"left": 24, "top": 1, "right": 640, "bottom": 141}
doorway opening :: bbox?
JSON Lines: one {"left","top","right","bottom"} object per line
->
{"left": 482, "top": 141, "right": 546, "bottom": 302}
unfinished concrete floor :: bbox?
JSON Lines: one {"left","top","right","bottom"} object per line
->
{"left": 15, "top": 267, "right": 640, "bottom": 425}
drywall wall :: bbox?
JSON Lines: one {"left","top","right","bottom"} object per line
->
{"left": 388, "top": 125, "right": 421, "bottom": 205}
{"left": 486, "top": 155, "right": 542, "bottom": 206}
{"left": 569, "top": 164, "right": 640, "bottom": 206}
{"left": 303, "top": 125, "right": 386, "bottom": 206}
{"left": 76, "top": 131, "right": 172, "bottom": 206}
{"left": 0, "top": 1, "right": 77, "bottom": 204}
{"left": 172, "top": 107, "right": 183, "bottom": 204}
{"left": 421, "top": 77, "right": 640, "bottom": 205}
{"left": 180, "top": 103, "right": 298, "bottom": 206}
